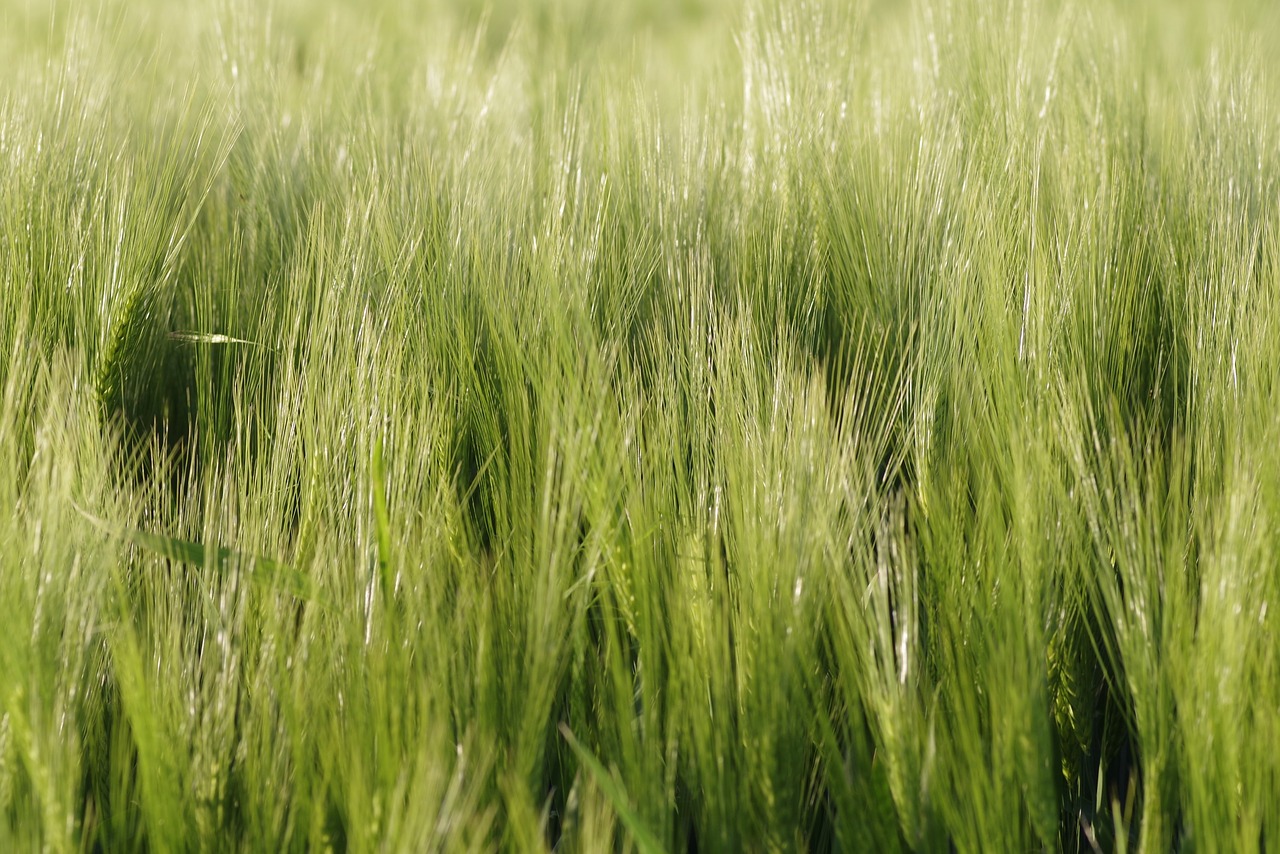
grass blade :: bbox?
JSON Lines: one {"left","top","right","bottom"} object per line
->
{"left": 123, "top": 527, "right": 324, "bottom": 607}
{"left": 560, "top": 724, "right": 665, "bottom": 854}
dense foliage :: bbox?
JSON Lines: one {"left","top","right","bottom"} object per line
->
{"left": 3, "top": 0, "right": 1280, "bottom": 849}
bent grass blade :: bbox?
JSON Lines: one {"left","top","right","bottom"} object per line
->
{"left": 75, "top": 503, "right": 326, "bottom": 608}
{"left": 559, "top": 724, "right": 665, "bottom": 854}
{"left": 126, "top": 528, "right": 326, "bottom": 607}
{"left": 167, "top": 331, "right": 271, "bottom": 348}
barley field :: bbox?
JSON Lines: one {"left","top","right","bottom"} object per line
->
{"left": 2, "top": 0, "right": 1280, "bottom": 850}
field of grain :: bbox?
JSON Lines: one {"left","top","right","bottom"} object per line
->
{"left": 2, "top": 0, "right": 1280, "bottom": 850}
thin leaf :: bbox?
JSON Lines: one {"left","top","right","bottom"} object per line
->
{"left": 167, "top": 331, "right": 269, "bottom": 347}
{"left": 372, "top": 437, "right": 394, "bottom": 595}
{"left": 124, "top": 528, "right": 324, "bottom": 607}
{"left": 74, "top": 503, "right": 324, "bottom": 607}
{"left": 559, "top": 724, "right": 665, "bottom": 854}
